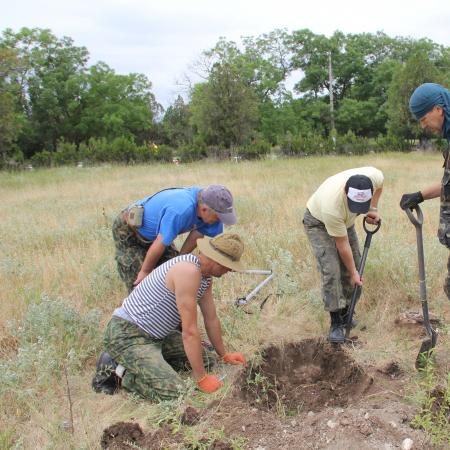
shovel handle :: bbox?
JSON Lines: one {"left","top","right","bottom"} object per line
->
{"left": 345, "top": 217, "right": 380, "bottom": 339}
{"left": 405, "top": 205, "right": 424, "bottom": 228}
{"left": 363, "top": 216, "right": 381, "bottom": 234}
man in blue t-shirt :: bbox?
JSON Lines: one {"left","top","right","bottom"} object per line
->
{"left": 112, "top": 185, "right": 237, "bottom": 292}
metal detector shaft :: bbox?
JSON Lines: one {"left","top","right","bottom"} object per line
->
{"left": 242, "top": 269, "right": 273, "bottom": 275}
{"left": 235, "top": 271, "right": 274, "bottom": 306}
{"left": 345, "top": 217, "right": 381, "bottom": 339}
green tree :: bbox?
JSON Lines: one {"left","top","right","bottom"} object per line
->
{"left": 78, "top": 62, "right": 160, "bottom": 143}
{"left": 1, "top": 27, "right": 89, "bottom": 156}
{"left": 162, "top": 95, "right": 193, "bottom": 147}
{"left": 1, "top": 27, "right": 161, "bottom": 158}
{"left": 335, "top": 98, "right": 380, "bottom": 136}
{"left": 195, "top": 32, "right": 290, "bottom": 145}
{"left": 190, "top": 62, "right": 258, "bottom": 148}
{"left": 386, "top": 51, "right": 445, "bottom": 141}
{"left": 0, "top": 47, "right": 24, "bottom": 166}
{"left": 202, "top": 30, "right": 290, "bottom": 102}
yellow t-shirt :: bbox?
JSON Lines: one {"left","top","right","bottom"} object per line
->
{"left": 306, "top": 167, "right": 384, "bottom": 237}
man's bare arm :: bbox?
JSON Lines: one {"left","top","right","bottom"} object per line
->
{"left": 134, "top": 234, "right": 166, "bottom": 286}
{"left": 421, "top": 182, "right": 441, "bottom": 200}
{"left": 179, "top": 230, "right": 203, "bottom": 254}
{"left": 198, "top": 284, "right": 226, "bottom": 357}
{"left": 171, "top": 263, "right": 206, "bottom": 380}
{"left": 334, "top": 235, "right": 362, "bottom": 287}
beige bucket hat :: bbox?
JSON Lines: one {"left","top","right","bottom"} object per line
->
{"left": 197, "top": 233, "right": 245, "bottom": 272}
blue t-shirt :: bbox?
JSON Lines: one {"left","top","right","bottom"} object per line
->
{"left": 135, "top": 187, "right": 223, "bottom": 245}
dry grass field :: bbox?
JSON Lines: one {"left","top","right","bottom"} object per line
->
{"left": 0, "top": 153, "right": 449, "bottom": 449}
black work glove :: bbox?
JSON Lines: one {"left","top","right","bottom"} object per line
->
{"left": 399, "top": 191, "right": 424, "bottom": 210}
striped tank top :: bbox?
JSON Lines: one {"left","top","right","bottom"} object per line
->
{"left": 122, "top": 254, "right": 211, "bottom": 339}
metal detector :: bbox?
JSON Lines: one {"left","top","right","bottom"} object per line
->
{"left": 235, "top": 269, "right": 274, "bottom": 311}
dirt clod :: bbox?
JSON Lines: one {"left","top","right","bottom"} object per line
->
{"left": 239, "top": 338, "right": 373, "bottom": 412}
{"left": 181, "top": 406, "right": 201, "bottom": 425}
{"left": 378, "top": 361, "right": 403, "bottom": 379}
{"left": 101, "top": 421, "right": 143, "bottom": 449}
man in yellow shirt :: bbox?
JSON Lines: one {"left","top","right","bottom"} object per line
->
{"left": 303, "top": 167, "right": 383, "bottom": 343}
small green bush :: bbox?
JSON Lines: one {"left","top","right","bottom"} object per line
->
{"left": 30, "top": 150, "right": 53, "bottom": 167}
{"left": 0, "top": 295, "right": 101, "bottom": 396}
{"left": 53, "top": 140, "right": 80, "bottom": 165}
{"left": 176, "top": 144, "right": 207, "bottom": 162}
{"left": 335, "top": 131, "right": 376, "bottom": 155}
{"left": 278, "top": 132, "right": 333, "bottom": 156}
{"left": 374, "top": 134, "right": 408, "bottom": 152}
{"left": 411, "top": 360, "right": 450, "bottom": 447}
{"left": 80, "top": 137, "right": 111, "bottom": 162}
{"left": 152, "top": 144, "right": 174, "bottom": 162}
{"left": 235, "top": 138, "right": 271, "bottom": 160}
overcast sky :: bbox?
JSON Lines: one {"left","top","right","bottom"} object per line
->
{"left": 2, "top": 0, "right": 449, "bottom": 108}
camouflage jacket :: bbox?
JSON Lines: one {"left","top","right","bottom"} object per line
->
{"left": 439, "top": 146, "right": 450, "bottom": 248}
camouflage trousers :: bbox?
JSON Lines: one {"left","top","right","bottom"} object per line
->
{"left": 104, "top": 316, "right": 217, "bottom": 401}
{"left": 303, "top": 209, "right": 361, "bottom": 311}
{"left": 444, "top": 252, "right": 450, "bottom": 301}
{"left": 112, "top": 212, "right": 179, "bottom": 293}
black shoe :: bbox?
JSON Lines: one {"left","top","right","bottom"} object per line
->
{"left": 328, "top": 311, "right": 345, "bottom": 344}
{"left": 340, "top": 306, "right": 358, "bottom": 329}
{"left": 92, "top": 352, "right": 120, "bottom": 395}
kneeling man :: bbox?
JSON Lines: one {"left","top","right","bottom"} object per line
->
{"left": 92, "top": 233, "right": 246, "bottom": 400}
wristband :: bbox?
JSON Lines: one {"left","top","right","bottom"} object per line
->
{"left": 369, "top": 207, "right": 378, "bottom": 212}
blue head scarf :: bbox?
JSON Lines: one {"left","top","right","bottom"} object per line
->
{"left": 409, "top": 83, "right": 450, "bottom": 142}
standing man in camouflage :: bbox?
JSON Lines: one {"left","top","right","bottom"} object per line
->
{"left": 400, "top": 83, "right": 450, "bottom": 300}
{"left": 113, "top": 185, "right": 237, "bottom": 292}
{"left": 303, "top": 167, "right": 384, "bottom": 343}
{"left": 92, "top": 233, "right": 247, "bottom": 400}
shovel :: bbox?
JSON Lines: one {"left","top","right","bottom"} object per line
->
{"left": 345, "top": 217, "right": 381, "bottom": 340}
{"left": 405, "top": 205, "right": 438, "bottom": 369}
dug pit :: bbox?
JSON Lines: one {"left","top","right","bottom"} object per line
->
{"left": 239, "top": 338, "right": 373, "bottom": 413}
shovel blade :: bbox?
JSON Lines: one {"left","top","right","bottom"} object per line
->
{"left": 415, "top": 331, "right": 438, "bottom": 370}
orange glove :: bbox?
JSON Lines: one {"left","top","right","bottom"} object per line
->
{"left": 222, "top": 352, "right": 246, "bottom": 365}
{"left": 196, "top": 374, "right": 222, "bottom": 393}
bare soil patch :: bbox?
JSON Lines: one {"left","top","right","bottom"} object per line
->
{"left": 239, "top": 338, "right": 373, "bottom": 413}
{"left": 101, "top": 338, "right": 434, "bottom": 450}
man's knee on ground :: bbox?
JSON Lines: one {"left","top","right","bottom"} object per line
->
{"left": 122, "top": 370, "right": 185, "bottom": 401}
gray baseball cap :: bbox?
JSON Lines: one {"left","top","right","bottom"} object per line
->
{"left": 201, "top": 185, "right": 237, "bottom": 225}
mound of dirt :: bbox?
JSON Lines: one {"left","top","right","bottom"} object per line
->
{"left": 239, "top": 338, "right": 373, "bottom": 413}
{"left": 101, "top": 419, "right": 232, "bottom": 450}
{"left": 101, "top": 422, "right": 144, "bottom": 449}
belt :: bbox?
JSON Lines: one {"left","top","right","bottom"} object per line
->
{"left": 120, "top": 209, "right": 152, "bottom": 244}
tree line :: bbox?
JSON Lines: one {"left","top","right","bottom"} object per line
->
{"left": 1, "top": 27, "right": 449, "bottom": 168}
